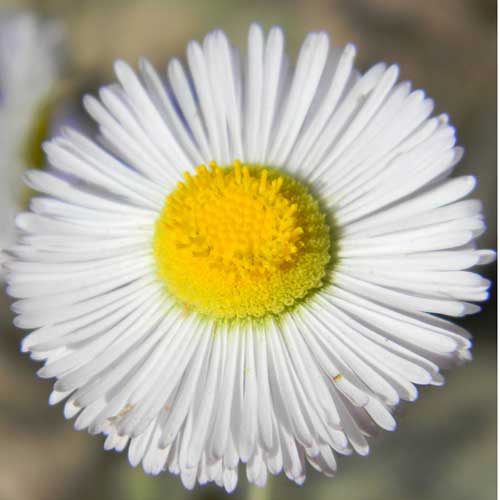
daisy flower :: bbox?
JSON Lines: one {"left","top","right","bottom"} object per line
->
{"left": 0, "top": 11, "right": 64, "bottom": 267}
{"left": 6, "top": 24, "right": 494, "bottom": 492}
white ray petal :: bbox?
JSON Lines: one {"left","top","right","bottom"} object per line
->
{"left": 298, "top": 62, "right": 386, "bottom": 178}
{"left": 113, "top": 59, "right": 192, "bottom": 169}
{"left": 243, "top": 23, "right": 264, "bottom": 162}
{"left": 343, "top": 176, "right": 477, "bottom": 236}
{"left": 139, "top": 58, "right": 204, "bottom": 166}
{"left": 333, "top": 272, "right": 479, "bottom": 317}
{"left": 209, "top": 322, "right": 240, "bottom": 459}
{"left": 167, "top": 58, "right": 212, "bottom": 161}
{"left": 83, "top": 93, "right": 172, "bottom": 184}
{"left": 308, "top": 64, "right": 400, "bottom": 185}
{"left": 287, "top": 43, "right": 356, "bottom": 171}
{"left": 185, "top": 323, "right": 223, "bottom": 468}
{"left": 268, "top": 32, "right": 330, "bottom": 165}
{"left": 159, "top": 321, "right": 213, "bottom": 448}
{"left": 187, "top": 40, "right": 224, "bottom": 162}
{"left": 14, "top": 275, "right": 158, "bottom": 329}
{"left": 237, "top": 323, "right": 258, "bottom": 461}
{"left": 257, "top": 26, "right": 287, "bottom": 162}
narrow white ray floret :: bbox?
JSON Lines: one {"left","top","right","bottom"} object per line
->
{"left": 6, "top": 24, "right": 494, "bottom": 493}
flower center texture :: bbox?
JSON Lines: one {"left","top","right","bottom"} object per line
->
{"left": 154, "top": 161, "right": 332, "bottom": 319}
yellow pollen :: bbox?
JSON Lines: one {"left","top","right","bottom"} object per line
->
{"left": 154, "top": 161, "right": 331, "bottom": 319}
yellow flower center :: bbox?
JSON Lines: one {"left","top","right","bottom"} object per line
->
{"left": 154, "top": 161, "right": 331, "bottom": 319}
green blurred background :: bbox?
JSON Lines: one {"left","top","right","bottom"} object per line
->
{"left": 0, "top": 0, "right": 496, "bottom": 499}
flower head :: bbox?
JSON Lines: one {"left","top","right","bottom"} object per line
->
{"left": 6, "top": 24, "right": 494, "bottom": 492}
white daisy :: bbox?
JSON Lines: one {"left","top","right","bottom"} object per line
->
{"left": 0, "top": 11, "right": 64, "bottom": 263}
{"left": 6, "top": 24, "right": 494, "bottom": 492}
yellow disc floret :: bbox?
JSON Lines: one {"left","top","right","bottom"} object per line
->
{"left": 154, "top": 160, "right": 331, "bottom": 319}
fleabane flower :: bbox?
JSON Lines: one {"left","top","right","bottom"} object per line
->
{"left": 6, "top": 24, "right": 494, "bottom": 492}
{"left": 0, "top": 11, "right": 64, "bottom": 265}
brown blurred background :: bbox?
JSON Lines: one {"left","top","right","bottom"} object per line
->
{"left": 0, "top": 1, "right": 496, "bottom": 499}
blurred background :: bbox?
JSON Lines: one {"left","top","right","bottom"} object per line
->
{"left": 0, "top": 0, "right": 496, "bottom": 499}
